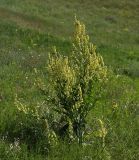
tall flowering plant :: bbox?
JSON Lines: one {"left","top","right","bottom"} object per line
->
{"left": 47, "top": 18, "right": 107, "bottom": 144}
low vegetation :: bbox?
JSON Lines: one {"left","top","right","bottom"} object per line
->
{"left": 0, "top": 0, "right": 139, "bottom": 159}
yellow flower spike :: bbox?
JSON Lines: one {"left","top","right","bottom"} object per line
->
{"left": 97, "top": 119, "right": 107, "bottom": 138}
{"left": 112, "top": 102, "right": 118, "bottom": 110}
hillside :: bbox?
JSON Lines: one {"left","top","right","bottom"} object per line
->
{"left": 0, "top": 0, "right": 139, "bottom": 159}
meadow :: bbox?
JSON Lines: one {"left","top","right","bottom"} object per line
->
{"left": 0, "top": 0, "right": 139, "bottom": 159}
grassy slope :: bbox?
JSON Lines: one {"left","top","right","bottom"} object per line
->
{"left": 0, "top": 0, "right": 139, "bottom": 107}
{"left": 0, "top": 0, "right": 139, "bottom": 159}
{"left": 0, "top": 0, "right": 139, "bottom": 72}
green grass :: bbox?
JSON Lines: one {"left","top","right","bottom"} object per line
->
{"left": 0, "top": 0, "right": 139, "bottom": 75}
{"left": 0, "top": 0, "right": 139, "bottom": 159}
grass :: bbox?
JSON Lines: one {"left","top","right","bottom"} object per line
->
{"left": 0, "top": 0, "right": 139, "bottom": 75}
{"left": 0, "top": 0, "right": 139, "bottom": 159}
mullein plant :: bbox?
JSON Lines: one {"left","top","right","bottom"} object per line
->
{"left": 47, "top": 17, "right": 107, "bottom": 145}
